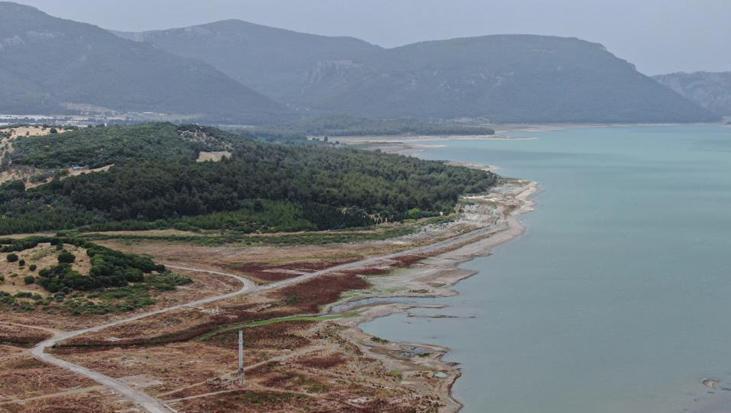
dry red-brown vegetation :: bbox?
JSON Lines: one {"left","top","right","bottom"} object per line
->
{"left": 0, "top": 181, "right": 521, "bottom": 413}
{"left": 0, "top": 351, "right": 95, "bottom": 401}
{"left": 207, "top": 320, "right": 314, "bottom": 350}
{"left": 229, "top": 259, "right": 355, "bottom": 283}
{"left": 173, "top": 390, "right": 318, "bottom": 413}
{"left": 274, "top": 274, "right": 369, "bottom": 313}
{"left": 296, "top": 353, "right": 347, "bottom": 369}
{"left": 0, "top": 324, "right": 52, "bottom": 347}
{"left": 6, "top": 394, "right": 119, "bottom": 413}
{"left": 391, "top": 254, "right": 427, "bottom": 267}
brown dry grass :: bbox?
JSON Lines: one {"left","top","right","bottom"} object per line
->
{"left": 0, "top": 126, "right": 69, "bottom": 188}
{"left": 0, "top": 323, "right": 51, "bottom": 347}
{"left": 273, "top": 274, "right": 369, "bottom": 313}
{"left": 97, "top": 239, "right": 395, "bottom": 277}
{"left": 174, "top": 390, "right": 317, "bottom": 413}
{"left": 3, "top": 126, "right": 67, "bottom": 140}
{"left": 0, "top": 178, "right": 530, "bottom": 412}
{"left": 207, "top": 320, "right": 314, "bottom": 351}
{"left": 37, "top": 316, "right": 446, "bottom": 413}
{"left": 295, "top": 353, "right": 347, "bottom": 370}
{"left": 0, "top": 244, "right": 90, "bottom": 297}
{"left": 6, "top": 394, "right": 118, "bottom": 413}
{"left": 0, "top": 347, "right": 95, "bottom": 400}
{"left": 229, "top": 259, "right": 355, "bottom": 283}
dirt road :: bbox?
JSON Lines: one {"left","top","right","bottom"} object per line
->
{"left": 29, "top": 218, "right": 510, "bottom": 413}
{"left": 31, "top": 267, "right": 255, "bottom": 413}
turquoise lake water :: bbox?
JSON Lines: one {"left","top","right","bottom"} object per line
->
{"left": 361, "top": 125, "right": 731, "bottom": 413}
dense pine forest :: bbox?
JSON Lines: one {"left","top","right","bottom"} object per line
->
{"left": 0, "top": 123, "right": 497, "bottom": 234}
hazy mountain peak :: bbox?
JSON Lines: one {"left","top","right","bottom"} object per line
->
{"left": 0, "top": 2, "right": 719, "bottom": 123}
{"left": 0, "top": 1, "right": 286, "bottom": 122}
{"left": 0, "top": 1, "right": 42, "bottom": 13}
{"left": 119, "top": 19, "right": 383, "bottom": 102}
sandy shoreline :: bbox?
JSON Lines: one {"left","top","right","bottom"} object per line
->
{"left": 337, "top": 122, "right": 723, "bottom": 154}
{"left": 329, "top": 135, "right": 539, "bottom": 411}
{"left": 336, "top": 133, "right": 534, "bottom": 158}
{"left": 329, "top": 130, "right": 538, "bottom": 411}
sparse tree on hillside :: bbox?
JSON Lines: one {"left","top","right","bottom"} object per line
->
{"left": 58, "top": 251, "right": 76, "bottom": 264}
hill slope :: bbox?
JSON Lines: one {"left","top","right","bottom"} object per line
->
{"left": 0, "top": 2, "right": 286, "bottom": 123}
{"left": 115, "top": 19, "right": 382, "bottom": 108}
{"left": 0, "top": 123, "right": 496, "bottom": 234}
{"left": 654, "top": 72, "right": 731, "bottom": 117}
{"left": 301, "top": 35, "right": 717, "bottom": 122}
{"left": 125, "top": 25, "right": 717, "bottom": 123}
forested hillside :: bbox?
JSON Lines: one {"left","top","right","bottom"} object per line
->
{"left": 115, "top": 19, "right": 381, "bottom": 102}
{"left": 126, "top": 23, "right": 717, "bottom": 123}
{"left": 0, "top": 2, "right": 285, "bottom": 123}
{"left": 10, "top": 123, "right": 233, "bottom": 168}
{"left": 298, "top": 35, "right": 716, "bottom": 122}
{"left": 0, "top": 3, "right": 717, "bottom": 124}
{"left": 0, "top": 123, "right": 496, "bottom": 234}
{"left": 654, "top": 72, "right": 731, "bottom": 117}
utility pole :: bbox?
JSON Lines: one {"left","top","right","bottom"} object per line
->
{"left": 238, "top": 329, "right": 245, "bottom": 386}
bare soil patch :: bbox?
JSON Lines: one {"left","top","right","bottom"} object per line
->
{"left": 196, "top": 151, "right": 231, "bottom": 162}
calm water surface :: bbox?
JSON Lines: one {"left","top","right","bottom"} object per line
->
{"left": 362, "top": 125, "right": 731, "bottom": 413}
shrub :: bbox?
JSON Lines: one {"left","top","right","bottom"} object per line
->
{"left": 6, "top": 253, "right": 18, "bottom": 262}
{"left": 29, "top": 264, "right": 37, "bottom": 271}
{"left": 58, "top": 251, "right": 76, "bottom": 264}
{"left": 24, "top": 276, "right": 35, "bottom": 285}
{"left": 18, "top": 259, "right": 25, "bottom": 267}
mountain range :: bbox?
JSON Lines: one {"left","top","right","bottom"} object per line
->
{"left": 0, "top": 2, "right": 286, "bottom": 123}
{"left": 115, "top": 19, "right": 381, "bottom": 107}
{"left": 654, "top": 72, "right": 731, "bottom": 117}
{"left": 0, "top": 2, "right": 720, "bottom": 124}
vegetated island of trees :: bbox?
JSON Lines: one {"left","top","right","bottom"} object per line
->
{"left": 244, "top": 115, "right": 496, "bottom": 138}
{"left": 0, "top": 123, "right": 498, "bottom": 235}
{"left": 0, "top": 236, "right": 190, "bottom": 314}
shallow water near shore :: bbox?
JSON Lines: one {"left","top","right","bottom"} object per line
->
{"left": 362, "top": 125, "right": 731, "bottom": 413}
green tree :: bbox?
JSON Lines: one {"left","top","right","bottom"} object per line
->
{"left": 58, "top": 251, "right": 76, "bottom": 264}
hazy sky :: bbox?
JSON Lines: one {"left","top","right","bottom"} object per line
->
{"left": 13, "top": 0, "right": 731, "bottom": 74}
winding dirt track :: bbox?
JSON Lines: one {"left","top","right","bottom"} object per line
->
{"left": 30, "top": 267, "right": 255, "bottom": 413}
{"left": 29, "top": 224, "right": 502, "bottom": 413}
